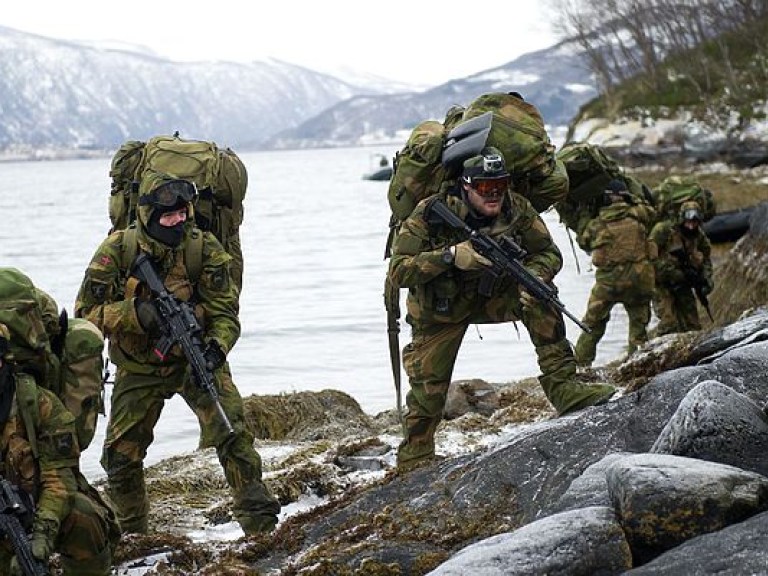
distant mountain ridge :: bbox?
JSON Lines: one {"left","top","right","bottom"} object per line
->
{"left": 266, "top": 41, "right": 598, "bottom": 150}
{"left": 0, "top": 27, "right": 597, "bottom": 157}
{"left": 0, "top": 26, "right": 376, "bottom": 156}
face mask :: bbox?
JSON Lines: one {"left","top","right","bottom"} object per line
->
{"left": 146, "top": 210, "right": 185, "bottom": 247}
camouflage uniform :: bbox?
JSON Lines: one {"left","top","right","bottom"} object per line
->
{"left": 0, "top": 324, "right": 118, "bottom": 576}
{"left": 75, "top": 178, "right": 279, "bottom": 535}
{"left": 574, "top": 199, "right": 656, "bottom": 366}
{"left": 389, "top": 190, "right": 615, "bottom": 468}
{"left": 649, "top": 211, "right": 713, "bottom": 335}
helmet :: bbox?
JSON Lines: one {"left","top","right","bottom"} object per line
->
{"left": 679, "top": 200, "right": 702, "bottom": 223}
{"left": 462, "top": 147, "right": 509, "bottom": 183}
{"left": 605, "top": 178, "right": 628, "bottom": 195}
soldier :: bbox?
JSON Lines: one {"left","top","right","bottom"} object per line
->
{"left": 649, "top": 200, "right": 714, "bottom": 335}
{"left": 574, "top": 179, "right": 657, "bottom": 366}
{"left": 0, "top": 270, "right": 118, "bottom": 576}
{"left": 75, "top": 174, "right": 280, "bottom": 535}
{"left": 388, "top": 148, "right": 615, "bottom": 471}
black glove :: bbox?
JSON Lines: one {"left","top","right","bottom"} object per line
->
{"left": 203, "top": 340, "right": 226, "bottom": 371}
{"left": 135, "top": 300, "right": 162, "bottom": 336}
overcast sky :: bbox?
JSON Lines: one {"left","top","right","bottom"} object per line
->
{"left": 2, "top": 1, "right": 560, "bottom": 86}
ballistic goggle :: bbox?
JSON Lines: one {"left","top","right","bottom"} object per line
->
{"left": 469, "top": 176, "right": 510, "bottom": 198}
{"left": 682, "top": 208, "right": 702, "bottom": 221}
{"left": 139, "top": 179, "right": 197, "bottom": 207}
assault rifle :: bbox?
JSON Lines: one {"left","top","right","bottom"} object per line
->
{"left": 425, "top": 198, "right": 591, "bottom": 333}
{"left": 131, "top": 253, "right": 235, "bottom": 435}
{"left": 0, "top": 477, "right": 48, "bottom": 576}
{"left": 669, "top": 247, "right": 714, "bottom": 322}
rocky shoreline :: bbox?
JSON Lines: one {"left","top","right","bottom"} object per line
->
{"left": 98, "top": 203, "right": 768, "bottom": 575}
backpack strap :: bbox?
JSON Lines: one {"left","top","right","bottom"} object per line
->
{"left": 121, "top": 225, "right": 203, "bottom": 285}
{"left": 185, "top": 228, "right": 204, "bottom": 284}
{"left": 15, "top": 374, "right": 40, "bottom": 459}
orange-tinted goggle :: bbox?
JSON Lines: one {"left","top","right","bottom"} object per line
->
{"left": 471, "top": 176, "right": 509, "bottom": 198}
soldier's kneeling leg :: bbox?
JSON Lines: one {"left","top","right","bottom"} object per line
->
{"left": 58, "top": 492, "right": 116, "bottom": 576}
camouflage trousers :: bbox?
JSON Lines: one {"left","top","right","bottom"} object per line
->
{"left": 574, "top": 277, "right": 652, "bottom": 367}
{"left": 398, "top": 294, "right": 614, "bottom": 467}
{"left": 101, "top": 362, "right": 280, "bottom": 535}
{"left": 654, "top": 284, "right": 701, "bottom": 335}
{"left": 0, "top": 490, "right": 116, "bottom": 575}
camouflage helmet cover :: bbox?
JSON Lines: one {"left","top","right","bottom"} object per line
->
{"left": 0, "top": 268, "right": 50, "bottom": 364}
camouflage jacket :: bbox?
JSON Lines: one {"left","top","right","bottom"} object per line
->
{"left": 649, "top": 219, "right": 713, "bottom": 289}
{"left": 579, "top": 201, "right": 656, "bottom": 269}
{"left": 75, "top": 224, "right": 239, "bottom": 373}
{"left": 389, "top": 190, "right": 562, "bottom": 325}
{"left": 1, "top": 373, "right": 80, "bottom": 544}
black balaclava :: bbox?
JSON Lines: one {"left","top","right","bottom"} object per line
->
{"left": 146, "top": 200, "right": 187, "bottom": 248}
{"left": 680, "top": 221, "right": 699, "bottom": 237}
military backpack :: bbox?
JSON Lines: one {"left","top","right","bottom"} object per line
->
{"left": 653, "top": 175, "right": 716, "bottom": 223}
{"left": 108, "top": 133, "right": 248, "bottom": 287}
{"left": 458, "top": 92, "right": 568, "bottom": 213}
{"left": 0, "top": 268, "right": 105, "bottom": 451}
{"left": 555, "top": 142, "right": 654, "bottom": 237}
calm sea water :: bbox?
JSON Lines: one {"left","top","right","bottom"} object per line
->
{"left": 0, "top": 146, "right": 630, "bottom": 480}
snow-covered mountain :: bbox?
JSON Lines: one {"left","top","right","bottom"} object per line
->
{"left": 0, "top": 27, "right": 596, "bottom": 157}
{"left": 0, "top": 26, "right": 392, "bottom": 156}
{"left": 264, "top": 40, "right": 598, "bottom": 149}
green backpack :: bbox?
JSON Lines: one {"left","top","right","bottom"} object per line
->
{"left": 556, "top": 142, "right": 622, "bottom": 203}
{"left": 0, "top": 269, "right": 105, "bottom": 451}
{"left": 388, "top": 119, "right": 452, "bottom": 224}
{"left": 108, "top": 133, "right": 248, "bottom": 288}
{"left": 459, "top": 92, "right": 568, "bottom": 212}
{"left": 653, "top": 175, "right": 716, "bottom": 223}
{"left": 554, "top": 142, "right": 656, "bottom": 237}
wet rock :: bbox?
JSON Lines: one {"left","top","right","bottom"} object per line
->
{"left": 606, "top": 453, "right": 768, "bottom": 564}
{"left": 623, "top": 510, "right": 768, "bottom": 575}
{"left": 444, "top": 379, "right": 500, "bottom": 419}
{"left": 651, "top": 380, "right": 768, "bottom": 477}
{"left": 426, "top": 507, "right": 632, "bottom": 576}
{"left": 552, "top": 452, "right": 634, "bottom": 513}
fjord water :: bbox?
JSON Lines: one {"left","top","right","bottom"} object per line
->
{"left": 0, "top": 146, "right": 630, "bottom": 480}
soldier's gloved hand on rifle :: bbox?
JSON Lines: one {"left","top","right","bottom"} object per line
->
{"left": 519, "top": 288, "right": 537, "bottom": 314}
{"left": 452, "top": 241, "right": 492, "bottom": 271}
{"left": 203, "top": 340, "right": 226, "bottom": 372}
{"left": 9, "top": 531, "right": 52, "bottom": 576}
{"left": 701, "top": 277, "right": 714, "bottom": 296}
{"left": 135, "top": 299, "right": 162, "bottom": 337}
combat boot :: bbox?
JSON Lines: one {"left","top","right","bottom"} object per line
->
{"left": 236, "top": 513, "right": 278, "bottom": 535}
{"left": 536, "top": 340, "right": 616, "bottom": 415}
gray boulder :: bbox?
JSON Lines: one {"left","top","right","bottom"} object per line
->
{"left": 606, "top": 453, "right": 768, "bottom": 564}
{"left": 651, "top": 379, "right": 768, "bottom": 476}
{"left": 426, "top": 506, "right": 631, "bottom": 576}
